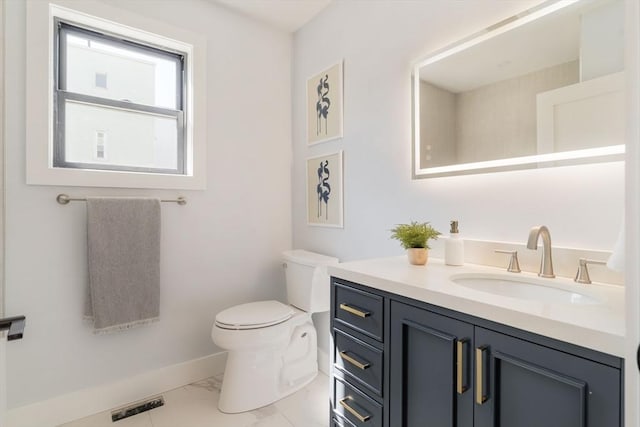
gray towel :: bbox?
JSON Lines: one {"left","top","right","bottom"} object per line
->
{"left": 85, "top": 197, "right": 161, "bottom": 333}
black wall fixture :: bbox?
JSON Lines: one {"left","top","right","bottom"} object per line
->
{"left": 0, "top": 316, "right": 26, "bottom": 341}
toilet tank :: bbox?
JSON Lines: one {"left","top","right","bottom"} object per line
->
{"left": 282, "top": 250, "right": 339, "bottom": 313}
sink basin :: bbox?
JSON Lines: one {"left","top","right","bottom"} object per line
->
{"left": 450, "top": 273, "right": 602, "bottom": 305}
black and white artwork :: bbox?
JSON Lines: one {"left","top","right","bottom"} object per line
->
{"left": 307, "top": 62, "right": 343, "bottom": 145}
{"left": 307, "top": 151, "right": 343, "bottom": 227}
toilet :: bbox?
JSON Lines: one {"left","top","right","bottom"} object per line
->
{"left": 211, "top": 249, "right": 339, "bottom": 413}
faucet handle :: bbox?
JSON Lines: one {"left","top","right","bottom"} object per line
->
{"left": 574, "top": 258, "right": 607, "bottom": 284}
{"left": 495, "top": 249, "right": 521, "bottom": 273}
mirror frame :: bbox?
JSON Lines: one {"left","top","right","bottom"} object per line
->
{"left": 412, "top": 0, "right": 625, "bottom": 179}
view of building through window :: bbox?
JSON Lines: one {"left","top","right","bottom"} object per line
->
{"left": 56, "top": 24, "right": 185, "bottom": 174}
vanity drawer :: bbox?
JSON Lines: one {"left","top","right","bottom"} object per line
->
{"left": 334, "top": 328, "right": 383, "bottom": 396}
{"left": 334, "top": 377, "right": 383, "bottom": 427}
{"left": 334, "top": 283, "right": 384, "bottom": 341}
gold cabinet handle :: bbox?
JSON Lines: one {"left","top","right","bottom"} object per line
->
{"left": 339, "top": 396, "right": 371, "bottom": 422}
{"left": 339, "top": 351, "right": 371, "bottom": 370}
{"left": 476, "top": 346, "right": 488, "bottom": 404}
{"left": 339, "top": 303, "right": 371, "bottom": 318}
{"left": 457, "top": 339, "right": 469, "bottom": 394}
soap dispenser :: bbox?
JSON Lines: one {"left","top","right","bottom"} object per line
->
{"left": 445, "top": 220, "right": 464, "bottom": 266}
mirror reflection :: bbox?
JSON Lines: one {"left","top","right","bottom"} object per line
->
{"left": 413, "top": 0, "right": 625, "bottom": 178}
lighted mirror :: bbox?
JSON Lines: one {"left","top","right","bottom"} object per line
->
{"left": 412, "top": 0, "right": 625, "bottom": 178}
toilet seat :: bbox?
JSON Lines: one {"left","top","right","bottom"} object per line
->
{"left": 215, "top": 300, "right": 294, "bottom": 330}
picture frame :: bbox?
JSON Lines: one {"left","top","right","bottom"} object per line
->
{"left": 306, "top": 150, "right": 343, "bottom": 228}
{"left": 306, "top": 62, "right": 343, "bottom": 145}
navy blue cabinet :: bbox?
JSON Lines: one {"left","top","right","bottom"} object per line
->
{"left": 331, "top": 281, "right": 386, "bottom": 427}
{"left": 330, "top": 278, "right": 623, "bottom": 427}
{"left": 474, "top": 327, "right": 621, "bottom": 427}
{"left": 389, "top": 301, "right": 474, "bottom": 427}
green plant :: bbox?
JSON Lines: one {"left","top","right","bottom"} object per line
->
{"left": 390, "top": 221, "right": 441, "bottom": 249}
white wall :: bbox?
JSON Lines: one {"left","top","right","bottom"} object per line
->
{"left": 580, "top": 0, "right": 625, "bottom": 81}
{"left": 293, "top": 1, "right": 625, "bottom": 355}
{"left": 4, "top": 0, "right": 292, "bottom": 409}
{"left": 0, "top": 0, "right": 5, "bottom": 319}
{"left": 1, "top": 0, "right": 6, "bottom": 422}
{"left": 624, "top": 0, "right": 640, "bottom": 425}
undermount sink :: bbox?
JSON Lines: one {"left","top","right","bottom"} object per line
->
{"left": 450, "top": 273, "right": 602, "bottom": 305}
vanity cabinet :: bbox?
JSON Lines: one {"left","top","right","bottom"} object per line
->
{"left": 331, "top": 282, "right": 385, "bottom": 427}
{"left": 389, "top": 301, "right": 474, "bottom": 427}
{"left": 330, "top": 278, "right": 623, "bottom": 427}
{"left": 473, "top": 327, "right": 621, "bottom": 427}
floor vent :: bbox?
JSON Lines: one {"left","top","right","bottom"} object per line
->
{"left": 111, "top": 396, "right": 165, "bottom": 422}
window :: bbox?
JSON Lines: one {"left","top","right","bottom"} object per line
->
{"left": 94, "top": 73, "right": 108, "bottom": 89}
{"left": 95, "top": 130, "right": 106, "bottom": 160}
{"left": 27, "top": 2, "right": 206, "bottom": 189}
{"left": 54, "top": 21, "right": 186, "bottom": 174}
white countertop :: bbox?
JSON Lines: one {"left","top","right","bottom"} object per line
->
{"left": 328, "top": 256, "right": 625, "bottom": 357}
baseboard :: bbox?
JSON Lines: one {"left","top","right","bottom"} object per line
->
{"left": 5, "top": 352, "right": 227, "bottom": 427}
{"left": 318, "top": 348, "right": 329, "bottom": 376}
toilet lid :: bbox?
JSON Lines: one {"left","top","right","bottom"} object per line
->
{"left": 215, "top": 300, "right": 294, "bottom": 330}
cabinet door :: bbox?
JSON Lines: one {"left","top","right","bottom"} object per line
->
{"left": 474, "top": 327, "right": 621, "bottom": 427}
{"left": 390, "top": 301, "right": 474, "bottom": 427}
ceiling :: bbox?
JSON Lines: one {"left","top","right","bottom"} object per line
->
{"left": 214, "top": 0, "right": 332, "bottom": 33}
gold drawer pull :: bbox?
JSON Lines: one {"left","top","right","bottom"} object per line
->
{"left": 339, "top": 396, "right": 371, "bottom": 422}
{"left": 476, "top": 346, "right": 488, "bottom": 404}
{"left": 339, "top": 351, "right": 371, "bottom": 370}
{"left": 457, "top": 339, "right": 468, "bottom": 394}
{"left": 340, "top": 303, "right": 371, "bottom": 318}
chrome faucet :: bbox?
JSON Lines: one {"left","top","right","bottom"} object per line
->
{"left": 527, "top": 225, "right": 555, "bottom": 278}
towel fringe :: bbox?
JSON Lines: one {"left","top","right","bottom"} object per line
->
{"left": 85, "top": 317, "right": 160, "bottom": 335}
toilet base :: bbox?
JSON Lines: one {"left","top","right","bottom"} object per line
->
{"left": 217, "top": 322, "right": 319, "bottom": 413}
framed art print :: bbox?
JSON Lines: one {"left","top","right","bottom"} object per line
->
{"left": 307, "top": 62, "right": 343, "bottom": 145}
{"left": 307, "top": 150, "right": 343, "bottom": 227}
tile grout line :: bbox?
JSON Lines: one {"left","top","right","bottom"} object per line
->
{"left": 278, "top": 411, "right": 296, "bottom": 427}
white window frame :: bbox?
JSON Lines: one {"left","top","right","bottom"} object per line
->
{"left": 26, "top": 2, "right": 207, "bottom": 190}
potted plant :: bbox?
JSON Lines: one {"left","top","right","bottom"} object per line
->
{"left": 390, "top": 221, "right": 441, "bottom": 265}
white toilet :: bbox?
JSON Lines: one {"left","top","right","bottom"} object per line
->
{"left": 211, "top": 249, "right": 339, "bottom": 413}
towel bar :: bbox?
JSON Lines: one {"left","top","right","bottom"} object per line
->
{"left": 56, "top": 194, "right": 187, "bottom": 205}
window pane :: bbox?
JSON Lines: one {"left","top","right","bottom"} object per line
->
{"left": 64, "top": 32, "right": 180, "bottom": 109}
{"left": 64, "top": 101, "right": 179, "bottom": 171}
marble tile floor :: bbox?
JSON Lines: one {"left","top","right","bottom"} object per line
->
{"left": 59, "top": 373, "right": 330, "bottom": 427}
